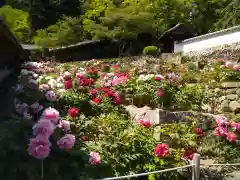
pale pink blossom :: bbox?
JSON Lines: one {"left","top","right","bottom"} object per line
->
{"left": 225, "top": 61, "right": 233, "bottom": 68}
{"left": 233, "top": 64, "right": 240, "bottom": 71}
{"left": 33, "top": 119, "right": 55, "bottom": 137}
{"left": 89, "top": 152, "right": 101, "bottom": 166}
{"left": 30, "top": 102, "right": 44, "bottom": 114}
{"left": 28, "top": 136, "right": 51, "bottom": 159}
{"left": 58, "top": 120, "right": 71, "bottom": 132}
{"left": 45, "top": 90, "right": 57, "bottom": 101}
{"left": 57, "top": 134, "right": 75, "bottom": 150}
{"left": 63, "top": 71, "right": 72, "bottom": 80}
{"left": 39, "top": 84, "right": 50, "bottom": 91}
{"left": 41, "top": 107, "right": 60, "bottom": 124}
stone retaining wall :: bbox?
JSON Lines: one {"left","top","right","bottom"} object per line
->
{"left": 218, "top": 82, "right": 240, "bottom": 113}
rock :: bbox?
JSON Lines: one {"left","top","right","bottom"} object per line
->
{"left": 218, "top": 96, "right": 226, "bottom": 102}
{"left": 124, "top": 105, "right": 216, "bottom": 128}
{"left": 124, "top": 105, "right": 159, "bottom": 125}
{"left": 237, "top": 89, "right": 240, "bottom": 96}
{"left": 221, "top": 82, "right": 240, "bottom": 88}
{"left": 214, "top": 88, "right": 221, "bottom": 94}
{"left": 226, "top": 94, "right": 238, "bottom": 101}
{"left": 229, "top": 101, "right": 240, "bottom": 113}
{"left": 226, "top": 88, "right": 237, "bottom": 94}
{"left": 220, "top": 100, "right": 230, "bottom": 112}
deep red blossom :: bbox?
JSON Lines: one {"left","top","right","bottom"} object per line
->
{"left": 68, "top": 107, "right": 79, "bottom": 118}
{"left": 113, "top": 94, "right": 121, "bottom": 104}
{"left": 64, "top": 80, "right": 72, "bottom": 89}
{"left": 154, "top": 144, "right": 169, "bottom": 157}
{"left": 195, "top": 128, "right": 205, "bottom": 137}
{"left": 226, "top": 132, "right": 237, "bottom": 142}
{"left": 93, "top": 98, "right": 101, "bottom": 104}
{"left": 182, "top": 149, "right": 195, "bottom": 160}
{"left": 80, "top": 78, "right": 94, "bottom": 86}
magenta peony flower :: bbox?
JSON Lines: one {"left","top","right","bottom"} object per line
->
{"left": 33, "top": 119, "right": 55, "bottom": 137}
{"left": 89, "top": 152, "right": 101, "bottom": 166}
{"left": 28, "top": 136, "right": 51, "bottom": 159}
{"left": 41, "top": 108, "right": 60, "bottom": 124}
{"left": 45, "top": 90, "right": 57, "bottom": 102}
{"left": 76, "top": 72, "right": 85, "bottom": 79}
{"left": 155, "top": 74, "right": 163, "bottom": 81}
{"left": 57, "top": 134, "right": 75, "bottom": 150}
{"left": 215, "top": 115, "right": 228, "bottom": 126}
{"left": 154, "top": 144, "right": 169, "bottom": 157}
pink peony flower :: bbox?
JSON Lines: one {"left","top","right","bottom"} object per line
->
{"left": 226, "top": 132, "right": 237, "bottom": 142}
{"left": 215, "top": 115, "right": 228, "bottom": 126}
{"left": 225, "top": 61, "right": 233, "bottom": 68}
{"left": 57, "top": 134, "right": 76, "bottom": 150}
{"left": 182, "top": 148, "right": 195, "bottom": 160}
{"left": 154, "top": 144, "right": 169, "bottom": 157}
{"left": 89, "top": 152, "right": 101, "bottom": 166}
{"left": 233, "top": 64, "right": 240, "bottom": 71}
{"left": 33, "top": 119, "right": 55, "bottom": 137}
{"left": 213, "top": 127, "right": 227, "bottom": 137}
{"left": 63, "top": 71, "right": 72, "bottom": 81}
{"left": 59, "top": 120, "right": 71, "bottom": 132}
{"left": 45, "top": 90, "right": 57, "bottom": 101}
{"left": 156, "top": 88, "right": 164, "bottom": 97}
{"left": 155, "top": 74, "right": 163, "bottom": 81}
{"left": 41, "top": 108, "right": 60, "bottom": 124}
{"left": 39, "top": 84, "right": 50, "bottom": 91}
{"left": 28, "top": 136, "right": 51, "bottom": 159}
{"left": 231, "top": 122, "right": 240, "bottom": 132}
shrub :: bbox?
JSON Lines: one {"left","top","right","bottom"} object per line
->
{"left": 143, "top": 46, "right": 158, "bottom": 55}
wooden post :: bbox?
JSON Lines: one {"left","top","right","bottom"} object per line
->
{"left": 192, "top": 153, "right": 200, "bottom": 180}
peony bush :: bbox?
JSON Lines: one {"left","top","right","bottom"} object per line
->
{"left": 5, "top": 57, "right": 240, "bottom": 179}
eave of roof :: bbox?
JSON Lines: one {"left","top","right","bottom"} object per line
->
{"left": 49, "top": 40, "right": 103, "bottom": 51}
{"left": 182, "top": 25, "right": 240, "bottom": 44}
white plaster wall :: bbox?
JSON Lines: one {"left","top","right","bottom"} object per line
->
{"left": 174, "top": 29, "right": 240, "bottom": 53}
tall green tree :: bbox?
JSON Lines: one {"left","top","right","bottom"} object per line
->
{"left": 0, "top": 5, "right": 31, "bottom": 43}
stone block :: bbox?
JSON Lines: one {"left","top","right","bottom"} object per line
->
{"left": 226, "top": 94, "right": 238, "bottom": 101}
{"left": 221, "top": 82, "right": 240, "bottom": 88}
{"left": 229, "top": 101, "right": 240, "bottom": 114}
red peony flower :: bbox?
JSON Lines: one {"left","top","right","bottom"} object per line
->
{"left": 93, "top": 98, "right": 101, "bottom": 104}
{"left": 226, "top": 132, "right": 237, "bottom": 142}
{"left": 137, "top": 119, "right": 151, "bottom": 128}
{"left": 68, "top": 107, "right": 79, "bottom": 118}
{"left": 195, "top": 128, "right": 205, "bottom": 137}
{"left": 154, "top": 144, "right": 169, "bottom": 157}
{"left": 182, "top": 149, "right": 195, "bottom": 160}
{"left": 64, "top": 80, "right": 72, "bottom": 89}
